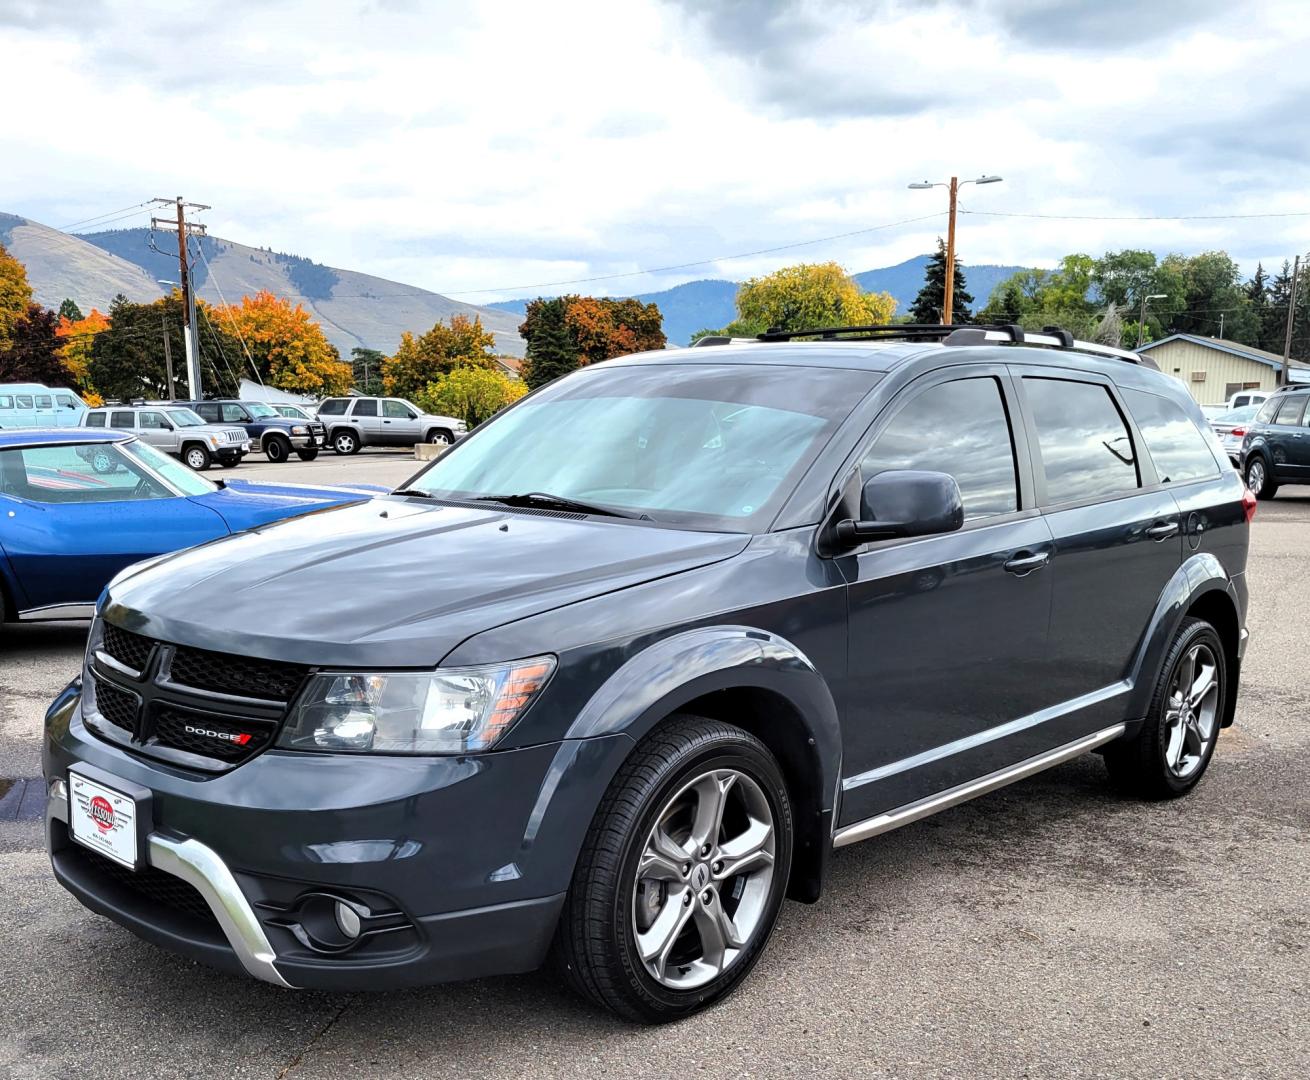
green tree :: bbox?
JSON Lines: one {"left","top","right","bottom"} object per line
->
{"left": 415, "top": 364, "right": 528, "bottom": 427}
{"left": 1091, "top": 250, "right": 1158, "bottom": 309}
{"left": 909, "top": 239, "right": 972, "bottom": 323}
{"left": 520, "top": 297, "right": 579, "bottom": 389}
{"left": 0, "top": 303, "right": 73, "bottom": 385}
{"left": 350, "top": 347, "right": 385, "bottom": 395}
{"left": 1246, "top": 263, "right": 1274, "bottom": 351}
{"left": 58, "top": 298, "right": 84, "bottom": 322}
{"left": 732, "top": 262, "right": 895, "bottom": 334}
{"left": 383, "top": 315, "right": 496, "bottom": 400}
{"left": 0, "top": 242, "right": 34, "bottom": 353}
{"left": 1158, "top": 251, "right": 1255, "bottom": 343}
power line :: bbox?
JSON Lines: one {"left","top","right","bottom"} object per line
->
{"left": 960, "top": 208, "right": 1310, "bottom": 222}
{"left": 194, "top": 238, "right": 265, "bottom": 386}
{"left": 68, "top": 208, "right": 155, "bottom": 233}
{"left": 57, "top": 201, "right": 152, "bottom": 231}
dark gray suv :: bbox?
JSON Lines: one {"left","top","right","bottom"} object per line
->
{"left": 44, "top": 324, "right": 1252, "bottom": 1023}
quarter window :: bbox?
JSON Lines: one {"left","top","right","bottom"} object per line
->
{"left": 861, "top": 377, "right": 1018, "bottom": 520}
{"left": 318, "top": 399, "right": 348, "bottom": 415}
{"left": 1023, "top": 378, "right": 1138, "bottom": 504}
{"left": 1274, "top": 396, "right": 1305, "bottom": 426}
{"left": 1255, "top": 397, "right": 1279, "bottom": 423}
{"left": 1122, "top": 389, "right": 1219, "bottom": 484}
{"left": 85, "top": 412, "right": 107, "bottom": 427}
{"left": 353, "top": 399, "right": 378, "bottom": 417}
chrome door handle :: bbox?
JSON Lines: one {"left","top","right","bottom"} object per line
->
{"left": 1003, "top": 551, "right": 1049, "bottom": 576}
{"left": 1146, "top": 521, "right": 1180, "bottom": 541}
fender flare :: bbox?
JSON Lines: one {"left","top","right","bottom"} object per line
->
{"left": 1125, "top": 552, "right": 1242, "bottom": 722}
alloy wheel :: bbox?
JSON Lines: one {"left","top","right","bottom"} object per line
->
{"left": 1164, "top": 642, "right": 1219, "bottom": 779}
{"left": 631, "top": 767, "right": 776, "bottom": 991}
{"left": 429, "top": 430, "right": 451, "bottom": 445}
{"left": 1246, "top": 459, "right": 1264, "bottom": 495}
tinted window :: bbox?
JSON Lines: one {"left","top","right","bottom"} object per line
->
{"left": 1122, "top": 389, "right": 1219, "bottom": 484}
{"left": 195, "top": 403, "right": 219, "bottom": 422}
{"left": 318, "top": 399, "right": 348, "bottom": 415}
{"left": 861, "top": 377, "right": 1018, "bottom": 520}
{"left": 384, "top": 400, "right": 412, "bottom": 419}
{"left": 353, "top": 399, "right": 378, "bottom": 417}
{"left": 85, "top": 412, "right": 107, "bottom": 427}
{"left": 1024, "top": 378, "right": 1138, "bottom": 504}
{"left": 1274, "top": 396, "right": 1306, "bottom": 426}
{"left": 221, "top": 404, "right": 249, "bottom": 423}
{"left": 110, "top": 411, "right": 136, "bottom": 428}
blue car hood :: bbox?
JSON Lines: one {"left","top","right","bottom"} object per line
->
{"left": 104, "top": 497, "right": 749, "bottom": 668}
{"left": 189, "top": 479, "right": 383, "bottom": 531}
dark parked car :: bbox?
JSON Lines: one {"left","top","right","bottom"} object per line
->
{"left": 1239, "top": 385, "right": 1310, "bottom": 498}
{"left": 46, "top": 325, "right": 1251, "bottom": 1023}
{"left": 178, "top": 400, "right": 326, "bottom": 463}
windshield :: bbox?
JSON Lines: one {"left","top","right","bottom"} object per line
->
{"left": 407, "top": 363, "right": 878, "bottom": 530}
{"left": 245, "top": 402, "right": 278, "bottom": 419}
{"left": 120, "top": 439, "right": 216, "bottom": 495}
{"left": 167, "top": 408, "right": 207, "bottom": 427}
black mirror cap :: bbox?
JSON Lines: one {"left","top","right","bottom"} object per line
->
{"left": 837, "top": 470, "right": 964, "bottom": 544}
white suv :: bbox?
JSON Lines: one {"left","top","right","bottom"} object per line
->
{"left": 315, "top": 396, "right": 466, "bottom": 455}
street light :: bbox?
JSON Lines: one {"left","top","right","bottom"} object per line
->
{"left": 907, "top": 175, "right": 1003, "bottom": 323}
{"left": 1136, "top": 293, "right": 1167, "bottom": 349}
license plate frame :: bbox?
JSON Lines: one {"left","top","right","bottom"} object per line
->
{"left": 67, "top": 767, "right": 147, "bottom": 871}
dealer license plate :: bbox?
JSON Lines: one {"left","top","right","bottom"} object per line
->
{"left": 68, "top": 772, "right": 139, "bottom": 869}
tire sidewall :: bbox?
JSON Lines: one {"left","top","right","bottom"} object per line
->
{"left": 265, "top": 436, "right": 290, "bottom": 463}
{"left": 184, "top": 445, "right": 210, "bottom": 470}
{"left": 1148, "top": 621, "right": 1227, "bottom": 795}
{"left": 333, "top": 430, "right": 357, "bottom": 455}
{"left": 1245, "top": 455, "right": 1275, "bottom": 498}
{"left": 610, "top": 741, "right": 793, "bottom": 1019}
{"left": 428, "top": 429, "right": 452, "bottom": 445}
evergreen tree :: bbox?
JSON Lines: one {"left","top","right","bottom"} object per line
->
{"left": 0, "top": 303, "right": 73, "bottom": 385}
{"left": 350, "top": 347, "right": 385, "bottom": 395}
{"left": 58, "top": 298, "right": 84, "bottom": 322}
{"left": 1267, "top": 261, "right": 1294, "bottom": 356}
{"left": 519, "top": 297, "right": 579, "bottom": 389}
{"left": 909, "top": 238, "right": 973, "bottom": 323}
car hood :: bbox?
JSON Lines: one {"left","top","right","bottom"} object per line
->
{"left": 103, "top": 497, "right": 750, "bottom": 667}
{"left": 188, "top": 480, "right": 382, "bottom": 531}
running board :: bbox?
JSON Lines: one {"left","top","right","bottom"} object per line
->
{"left": 832, "top": 723, "right": 1127, "bottom": 848}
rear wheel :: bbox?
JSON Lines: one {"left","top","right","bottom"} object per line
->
{"left": 1104, "top": 617, "right": 1227, "bottom": 799}
{"left": 332, "top": 429, "right": 360, "bottom": 455}
{"left": 1244, "top": 455, "right": 1277, "bottom": 499}
{"left": 264, "top": 436, "right": 291, "bottom": 464}
{"left": 296, "top": 448, "right": 319, "bottom": 462}
{"left": 182, "top": 444, "right": 211, "bottom": 471}
{"left": 552, "top": 716, "right": 792, "bottom": 1023}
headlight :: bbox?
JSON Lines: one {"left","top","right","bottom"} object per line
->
{"left": 291, "top": 425, "right": 309, "bottom": 435}
{"left": 275, "top": 656, "right": 555, "bottom": 755}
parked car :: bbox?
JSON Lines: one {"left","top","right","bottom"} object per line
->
{"left": 1239, "top": 385, "right": 1310, "bottom": 498}
{"left": 1208, "top": 404, "right": 1260, "bottom": 466}
{"left": 316, "top": 395, "right": 466, "bottom": 454}
{"left": 82, "top": 405, "right": 250, "bottom": 471}
{"left": 0, "top": 429, "right": 379, "bottom": 622}
{"left": 178, "top": 400, "right": 326, "bottom": 463}
{"left": 45, "top": 324, "right": 1251, "bottom": 1023}
{"left": 271, "top": 404, "right": 315, "bottom": 421}
{"left": 0, "top": 383, "right": 87, "bottom": 428}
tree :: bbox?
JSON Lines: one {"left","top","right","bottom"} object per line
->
{"left": 382, "top": 314, "right": 496, "bottom": 400}
{"left": 350, "top": 347, "right": 385, "bottom": 395}
{"left": 58, "top": 298, "right": 84, "bottom": 322}
{"left": 564, "top": 296, "right": 666, "bottom": 365}
{"left": 415, "top": 364, "right": 528, "bottom": 427}
{"left": 1091, "top": 250, "right": 1159, "bottom": 309}
{"left": 0, "top": 303, "right": 75, "bottom": 385}
{"left": 56, "top": 308, "right": 110, "bottom": 396}
{"left": 520, "top": 297, "right": 578, "bottom": 389}
{"left": 217, "top": 290, "right": 351, "bottom": 396}
{"left": 0, "top": 242, "right": 34, "bottom": 353}
{"left": 909, "top": 239, "right": 973, "bottom": 323}
{"left": 734, "top": 261, "right": 895, "bottom": 333}
{"left": 1156, "top": 251, "right": 1257, "bottom": 344}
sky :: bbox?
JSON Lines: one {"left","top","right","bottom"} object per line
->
{"left": 3, "top": 0, "right": 1310, "bottom": 303}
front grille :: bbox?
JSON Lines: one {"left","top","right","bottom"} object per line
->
{"left": 72, "top": 845, "right": 218, "bottom": 928}
{"left": 102, "top": 623, "right": 153, "bottom": 672}
{"left": 170, "top": 645, "right": 307, "bottom": 703}
{"left": 153, "top": 707, "right": 277, "bottom": 763}
{"left": 95, "top": 680, "right": 139, "bottom": 732}
{"left": 223, "top": 428, "right": 247, "bottom": 443}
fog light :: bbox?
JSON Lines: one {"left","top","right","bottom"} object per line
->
{"left": 49, "top": 777, "right": 68, "bottom": 802}
{"left": 335, "top": 900, "right": 361, "bottom": 940}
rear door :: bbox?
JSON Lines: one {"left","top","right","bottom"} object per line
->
{"left": 1013, "top": 370, "right": 1183, "bottom": 725}
{"left": 1264, "top": 394, "right": 1306, "bottom": 480}
{"left": 351, "top": 398, "right": 382, "bottom": 444}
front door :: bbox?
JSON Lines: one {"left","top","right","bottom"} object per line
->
{"left": 137, "top": 410, "right": 175, "bottom": 452}
{"left": 382, "top": 399, "right": 421, "bottom": 445}
{"left": 837, "top": 368, "right": 1056, "bottom": 825}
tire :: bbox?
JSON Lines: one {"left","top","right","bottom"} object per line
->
{"left": 182, "top": 444, "right": 211, "bottom": 471}
{"left": 552, "top": 715, "right": 793, "bottom": 1024}
{"left": 332, "top": 429, "right": 361, "bottom": 455}
{"left": 90, "top": 448, "right": 116, "bottom": 475}
{"left": 1244, "top": 455, "right": 1278, "bottom": 500}
{"left": 427, "top": 428, "right": 453, "bottom": 445}
{"left": 1104, "top": 617, "right": 1227, "bottom": 799}
{"left": 296, "top": 449, "right": 319, "bottom": 462}
{"left": 264, "top": 436, "right": 291, "bottom": 464}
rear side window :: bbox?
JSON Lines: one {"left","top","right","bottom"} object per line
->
{"left": 861, "top": 376, "right": 1018, "bottom": 521}
{"left": 1122, "top": 389, "right": 1220, "bottom": 484}
{"left": 195, "top": 404, "right": 219, "bottom": 422}
{"left": 353, "top": 399, "right": 378, "bottom": 416}
{"left": 85, "top": 412, "right": 107, "bottom": 427}
{"left": 15, "top": 395, "right": 33, "bottom": 408}
{"left": 1023, "top": 378, "right": 1138, "bottom": 505}
{"left": 318, "top": 399, "right": 348, "bottom": 415}
{"left": 0, "top": 395, "right": 13, "bottom": 409}
{"left": 110, "top": 411, "right": 136, "bottom": 428}
{"left": 1274, "top": 396, "right": 1306, "bottom": 426}
{"left": 35, "top": 395, "right": 52, "bottom": 408}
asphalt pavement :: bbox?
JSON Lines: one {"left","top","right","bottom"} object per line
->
{"left": 0, "top": 460, "right": 1306, "bottom": 1079}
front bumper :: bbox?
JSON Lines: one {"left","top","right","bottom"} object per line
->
{"left": 45, "top": 689, "right": 632, "bottom": 989}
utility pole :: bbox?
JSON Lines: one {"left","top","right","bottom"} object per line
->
{"left": 1280, "top": 254, "right": 1300, "bottom": 388}
{"left": 150, "top": 196, "right": 209, "bottom": 398}
{"left": 161, "top": 315, "right": 176, "bottom": 400}
{"left": 943, "top": 177, "right": 959, "bottom": 325}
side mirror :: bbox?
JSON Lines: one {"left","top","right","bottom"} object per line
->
{"left": 836, "top": 470, "right": 964, "bottom": 544}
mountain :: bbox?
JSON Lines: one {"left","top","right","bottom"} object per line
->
{"left": 0, "top": 214, "right": 525, "bottom": 357}
{"left": 489, "top": 260, "right": 1028, "bottom": 346}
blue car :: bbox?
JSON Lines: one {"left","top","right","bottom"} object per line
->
{"left": 0, "top": 429, "right": 379, "bottom": 622}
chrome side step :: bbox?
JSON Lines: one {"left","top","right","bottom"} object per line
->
{"left": 832, "top": 724, "right": 1126, "bottom": 849}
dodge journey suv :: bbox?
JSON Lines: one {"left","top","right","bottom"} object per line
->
{"left": 45, "top": 324, "right": 1251, "bottom": 1023}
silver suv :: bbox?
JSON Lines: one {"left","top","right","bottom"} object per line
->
{"left": 82, "top": 405, "right": 250, "bottom": 471}
{"left": 315, "top": 396, "right": 466, "bottom": 455}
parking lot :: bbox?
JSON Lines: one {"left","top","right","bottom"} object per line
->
{"left": 0, "top": 455, "right": 1306, "bottom": 1080}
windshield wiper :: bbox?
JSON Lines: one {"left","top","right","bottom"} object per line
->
{"left": 391, "top": 487, "right": 435, "bottom": 498}
{"left": 474, "top": 491, "right": 649, "bottom": 520}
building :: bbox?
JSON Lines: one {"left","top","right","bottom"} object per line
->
{"left": 1138, "top": 334, "right": 1310, "bottom": 405}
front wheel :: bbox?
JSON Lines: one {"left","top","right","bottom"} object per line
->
{"left": 552, "top": 716, "right": 793, "bottom": 1023}
{"left": 264, "top": 436, "right": 291, "bottom": 464}
{"left": 1244, "top": 455, "right": 1278, "bottom": 500}
{"left": 183, "top": 444, "right": 211, "bottom": 471}
{"left": 427, "top": 428, "right": 453, "bottom": 445}
{"left": 296, "top": 448, "right": 319, "bottom": 462}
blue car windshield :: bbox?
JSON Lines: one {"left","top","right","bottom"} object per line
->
{"left": 121, "top": 440, "right": 215, "bottom": 495}
{"left": 408, "top": 362, "right": 879, "bottom": 531}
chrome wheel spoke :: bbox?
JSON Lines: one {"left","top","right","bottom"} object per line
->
{"left": 637, "top": 886, "right": 693, "bottom": 971}
{"left": 1188, "top": 663, "right": 1216, "bottom": 710}
{"left": 642, "top": 825, "right": 690, "bottom": 880}
{"left": 715, "top": 818, "right": 774, "bottom": 880}
{"left": 690, "top": 895, "right": 736, "bottom": 972}
{"left": 688, "top": 771, "right": 736, "bottom": 852}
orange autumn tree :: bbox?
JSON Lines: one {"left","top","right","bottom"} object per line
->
{"left": 216, "top": 290, "right": 351, "bottom": 396}
{"left": 56, "top": 308, "right": 110, "bottom": 403}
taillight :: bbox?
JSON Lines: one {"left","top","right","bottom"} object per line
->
{"left": 1242, "top": 487, "right": 1257, "bottom": 524}
{"left": 1230, "top": 427, "right": 1246, "bottom": 438}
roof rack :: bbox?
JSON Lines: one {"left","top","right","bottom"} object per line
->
{"left": 692, "top": 323, "right": 1154, "bottom": 367}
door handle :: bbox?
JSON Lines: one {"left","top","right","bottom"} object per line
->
{"left": 1146, "top": 521, "right": 1180, "bottom": 541}
{"left": 1003, "top": 550, "right": 1049, "bottom": 576}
